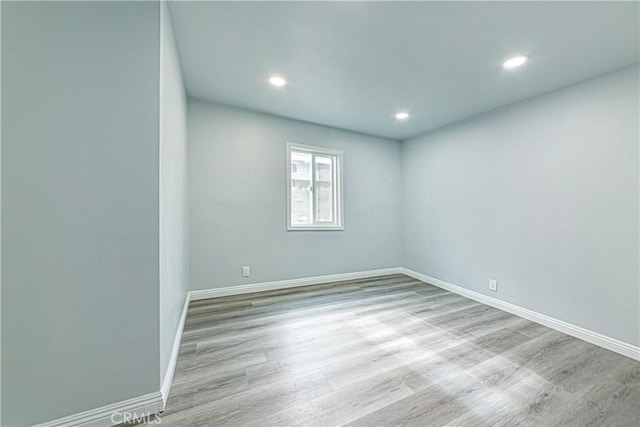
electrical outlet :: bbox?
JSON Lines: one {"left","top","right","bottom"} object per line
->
{"left": 242, "top": 266, "right": 250, "bottom": 277}
{"left": 489, "top": 279, "right": 497, "bottom": 292}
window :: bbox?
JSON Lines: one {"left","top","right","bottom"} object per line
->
{"left": 287, "top": 142, "right": 343, "bottom": 230}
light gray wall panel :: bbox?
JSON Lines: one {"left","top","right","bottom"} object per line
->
{"left": 188, "top": 100, "right": 402, "bottom": 290}
{"left": 402, "top": 66, "right": 639, "bottom": 346}
{"left": 159, "top": 1, "right": 189, "bottom": 386}
{"left": 1, "top": 2, "right": 161, "bottom": 425}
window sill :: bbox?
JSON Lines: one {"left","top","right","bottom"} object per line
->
{"left": 287, "top": 225, "right": 344, "bottom": 231}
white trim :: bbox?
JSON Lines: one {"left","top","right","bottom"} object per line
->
{"left": 32, "top": 270, "right": 401, "bottom": 427}
{"left": 160, "top": 293, "right": 190, "bottom": 407}
{"left": 285, "top": 226, "right": 345, "bottom": 231}
{"left": 401, "top": 268, "right": 640, "bottom": 361}
{"left": 35, "top": 294, "right": 189, "bottom": 427}
{"left": 189, "top": 268, "right": 403, "bottom": 301}
{"left": 286, "top": 141, "right": 344, "bottom": 231}
{"left": 36, "top": 266, "right": 637, "bottom": 426}
{"left": 34, "top": 392, "right": 163, "bottom": 427}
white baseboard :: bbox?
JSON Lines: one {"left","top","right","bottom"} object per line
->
{"left": 401, "top": 268, "right": 640, "bottom": 361}
{"left": 36, "top": 295, "right": 190, "bottom": 427}
{"left": 34, "top": 268, "right": 404, "bottom": 427}
{"left": 188, "top": 267, "right": 404, "bottom": 301}
{"left": 37, "top": 265, "right": 637, "bottom": 426}
{"left": 35, "top": 392, "right": 163, "bottom": 427}
{"left": 160, "top": 293, "right": 190, "bottom": 407}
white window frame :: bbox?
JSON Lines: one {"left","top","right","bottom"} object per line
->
{"left": 286, "top": 141, "right": 344, "bottom": 231}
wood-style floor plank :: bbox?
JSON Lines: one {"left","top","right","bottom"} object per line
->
{"left": 156, "top": 274, "right": 639, "bottom": 426}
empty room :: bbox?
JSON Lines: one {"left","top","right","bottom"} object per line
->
{"left": 1, "top": 1, "right": 639, "bottom": 426}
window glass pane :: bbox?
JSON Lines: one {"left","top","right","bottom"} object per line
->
{"left": 314, "top": 155, "right": 334, "bottom": 222}
{"left": 290, "top": 151, "right": 312, "bottom": 225}
{"left": 287, "top": 143, "right": 342, "bottom": 230}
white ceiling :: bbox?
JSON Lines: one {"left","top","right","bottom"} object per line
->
{"left": 168, "top": 1, "right": 639, "bottom": 140}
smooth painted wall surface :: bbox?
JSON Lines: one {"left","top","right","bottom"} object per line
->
{"left": 2, "top": 2, "right": 161, "bottom": 425}
{"left": 403, "top": 65, "right": 639, "bottom": 346}
{"left": 159, "top": 1, "right": 189, "bottom": 387}
{"left": 189, "top": 100, "right": 402, "bottom": 290}
{"left": 0, "top": 2, "right": 3, "bottom": 422}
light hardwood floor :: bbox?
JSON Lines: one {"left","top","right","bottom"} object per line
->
{"left": 158, "top": 275, "right": 639, "bottom": 426}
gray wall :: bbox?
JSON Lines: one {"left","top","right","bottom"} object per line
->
{"left": 189, "top": 100, "right": 402, "bottom": 290}
{"left": 1, "top": 2, "right": 161, "bottom": 425}
{"left": 402, "top": 65, "right": 639, "bottom": 346}
{"left": 0, "top": 2, "right": 3, "bottom": 422}
{"left": 159, "top": 2, "right": 189, "bottom": 387}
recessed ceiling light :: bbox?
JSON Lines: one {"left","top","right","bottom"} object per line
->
{"left": 395, "top": 112, "right": 410, "bottom": 120}
{"left": 269, "top": 76, "right": 286, "bottom": 87}
{"left": 503, "top": 55, "right": 528, "bottom": 70}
